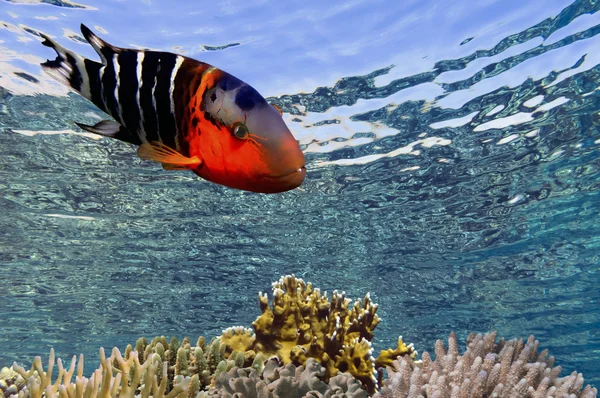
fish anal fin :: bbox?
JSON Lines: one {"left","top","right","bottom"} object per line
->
{"left": 138, "top": 141, "right": 202, "bottom": 170}
{"left": 75, "top": 120, "right": 141, "bottom": 145}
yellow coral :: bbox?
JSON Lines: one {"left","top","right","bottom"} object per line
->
{"left": 374, "top": 336, "right": 416, "bottom": 369}
{"left": 217, "top": 274, "right": 415, "bottom": 394}
{"left": 219, "top": 326, "right": 255, "bottom": 354}
{"left": 334, "top": 338, "right": 376, "bottom": 390}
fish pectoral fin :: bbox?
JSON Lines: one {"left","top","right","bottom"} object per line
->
{"left": 75, "top": 120, "right": 141, "bottom": 145}
{"left": 137, "top": 141, "right": 202, "bottom": 169}
{"left": 162, "top": 163, "right": 189, "bottom": 170}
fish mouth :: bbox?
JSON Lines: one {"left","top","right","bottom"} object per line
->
{"left": 262, "top": 165, "right": 306, "bottom": 192}
{"left": 284, "top": 165, "right": 306, "bottom": 181}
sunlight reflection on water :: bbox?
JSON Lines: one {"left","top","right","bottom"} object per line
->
{"left": 0, "top": 0, "right": 599, "bottom": 389}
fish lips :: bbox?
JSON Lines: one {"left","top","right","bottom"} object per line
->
{"left": 260, "top": 165, "right": 307, "bottom": 193}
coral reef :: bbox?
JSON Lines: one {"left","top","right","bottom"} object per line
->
{"left": 5, "top": 346, "right": 368, "bottom": 398}
{"left": 2, "top": 275, "right": 597, "bottom": 398}
{"left": 373, "top": 331, "right": 598, "bottom": 398}
{"left": 129, "top": 334, "right": 237, "bottom": 392}
{"left": 218, "top": 275, "right": 416, "bottom": 394}
{"left": 4, "top": 331, "right": 597, "bottom": 398}
{"left": 68, "top": 275, "right": 414, "bottom": 395}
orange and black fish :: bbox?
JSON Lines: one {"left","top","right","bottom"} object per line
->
{"left": 39, "top": 24, "right": 306, "bottom": 193}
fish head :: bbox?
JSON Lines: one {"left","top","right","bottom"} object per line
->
{"left": 200, "top": 74, "right": 306, "bottom": 193}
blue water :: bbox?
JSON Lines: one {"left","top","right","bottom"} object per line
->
{"left": 0, "top": 0, "right": 599, "bottom": 392}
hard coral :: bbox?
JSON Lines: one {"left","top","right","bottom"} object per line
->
{"left": 218, "top": 275, "right": 416, "bottom": 394}
{"left": 200, "top": 357, "right": 368, "bottom": 397}
{"left": 0, "top": 366, "right": 25, "bottom": 397}
{"left": 130, "top": 333, "right": 260, "bottom": 393}
{"left": 7, "top": 348, "right": 368, "bottom": 398}
{"left": 11, "top": 346, "right": 193, "bottom": 398}
{"left": 373, "top": 331, "right": 598, "bottom": 398}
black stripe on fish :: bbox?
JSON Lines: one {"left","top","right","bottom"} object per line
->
{"left": 117, "top": 51, "right": 141, "bottom": 137}
{"left": 65, "top": 53, "right": 82, "bottom": 92}
{"left": 154, "top": 52, "right": 178, "bottom": 149}
{"left": 84, "top": 59, "right": 105, "bottom": 113}
{"left": 102, "top": 54, "right": 121, "bottom": 124}
{"left": 139, "top": 51, "right": 160, "bottom": 142}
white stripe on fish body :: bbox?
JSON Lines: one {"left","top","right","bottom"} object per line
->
{"left": 170, "top": 55, "right": 184, "bottom": 151}
{"left": 151, "top": 67, "right": 160, "bottom": 142}
{"left": 113, "top": 53, "right": 124, "bottom": 125}
{"left": 98, "top": 66, "right": 108, "bottom": 113}
{"left": 135, "top": 51, "right": 147, "bottom": 143}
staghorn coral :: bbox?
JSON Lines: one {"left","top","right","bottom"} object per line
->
{"left": 1, "top": 275, "right": 408, "bottom": 397}
{"left": 10, "top": 346, "right": 194, "bottom": 398}
{"left": 373, "top": 331, "right": 598, "bottom": 398}
{"left": 218, "top": 274, "right": 416, "bottom": 394}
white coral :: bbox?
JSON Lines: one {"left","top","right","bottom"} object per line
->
{"left": 374, "top": 332, "right": 597, "bottom": 398}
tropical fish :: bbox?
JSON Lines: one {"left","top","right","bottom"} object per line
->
{"left": 39, "top": 24, "right": 306, "bottom": 193}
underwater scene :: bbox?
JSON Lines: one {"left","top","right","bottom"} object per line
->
{"left": 1, "top": 0, "right": 599, "bottom": 396}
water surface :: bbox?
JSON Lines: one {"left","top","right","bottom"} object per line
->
{"left": 0, "top": 0, "right": 599, "bottom": 389}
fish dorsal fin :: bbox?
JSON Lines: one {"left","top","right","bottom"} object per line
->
{"left": 80, "top": 24, "right": 118, "bottom": 62}
{"left": 137, "top": 141, "right": 203, "bottom": 169}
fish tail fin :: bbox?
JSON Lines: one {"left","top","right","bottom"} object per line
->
{"left": 80, "top": 24, "right": 119, "bottom": 62}
{"left": 40, "top": 32, "right": 100, "bottom": 102}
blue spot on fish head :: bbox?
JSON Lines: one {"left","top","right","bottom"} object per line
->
{"left": 235, "top": 85, "right": 265, "bottom": 111}
{"left": 217, "top": 73, "right": 242, "bottom": 92}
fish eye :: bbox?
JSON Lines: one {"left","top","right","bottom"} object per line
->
{"left": 232, "top": 122, "right": 249, "bottom": 140}
{"left": 271, "top": 104, "right": 283, "bottom": 115}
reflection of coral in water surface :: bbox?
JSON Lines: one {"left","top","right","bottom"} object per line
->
{"left": 0, "top": 0, "right": 599, "bottom": 393}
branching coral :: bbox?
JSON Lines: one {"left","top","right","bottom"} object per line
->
{"left": 129, "top": 334, "right": 228, "bottom": 392}
{"left": 5, "top": 347, "right": 368, "bottom": 398}
{"left": 218, "top": 275, "right": 416, "bottom": 394}
{"left": 373, "top": 331, "right": 598, "bottom": 398}
{"left": 10, "top": 346, "right": 193, "bottom": 398}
